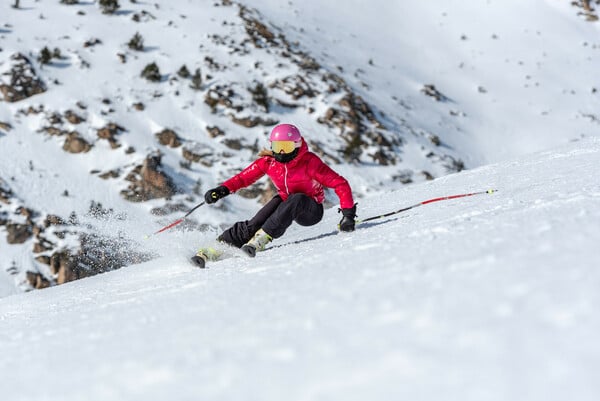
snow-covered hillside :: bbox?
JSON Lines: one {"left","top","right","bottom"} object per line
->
{"left": 1, "top": 0, "right": 599, "bottom": 293}
{"left": 250, "top": 0, "right": 600, "bottom": 165}
{"left": 1, "top": 136, "right": 599, "bottom": 401}
{"left": 2, "top": 1, "right": 599, "bottom": 399}
{"left": 0, "top": 0, "right": 464, "bottom": 292}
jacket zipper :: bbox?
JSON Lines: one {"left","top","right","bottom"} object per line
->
{"left": 284, "top": 164, "right": 290, "bottom": 194}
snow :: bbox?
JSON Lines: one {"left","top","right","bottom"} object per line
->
{"left": 2, "top": 136, "right": 600, "bottom": 400}
{"left": 1, "top": 0, "right": 600, "bottom": 400}
{"left": 249, "top": 0, "right": 600, "bottom": 165}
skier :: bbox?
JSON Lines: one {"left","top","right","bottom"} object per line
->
{"left": 194, "top": 123, "right": 357, "bottom": 265}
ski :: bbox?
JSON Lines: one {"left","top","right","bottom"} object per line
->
{"left": 189, "top": 244, "right": 245, "bottom": 268}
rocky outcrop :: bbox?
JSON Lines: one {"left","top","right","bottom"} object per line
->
{"left": 573, "top": 0, "right": 599, "bottom": 21}
{"left": 121, "top": 153, "right": 177, "bottom": 202}
{"left": 239, "top": 5, "right": 277, "bottom": 48}
{"left": 0, "top": 53, "right": 46, "bottom": 102}
{"left": 318, "top": 91, "right": 395, "bottom": 164}
{"left": 271, "top": 75, "right": 318, "bottom": 100}
{"left": 205, "top": 84, "right": 242, "bottom": 112}
{"left": 27, "top": 232, "right": 153, "bottom": 289}
{"left": 24, "top": 204, "right": 154, "bottom": 289}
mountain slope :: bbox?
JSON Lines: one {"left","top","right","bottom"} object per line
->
{"left": 1, "top": 136, "right": 599, "bottom": 401}
{"left": 1, "top": 0, "right": 470, "bottom": 292}
{"left": 249, "top": 0, "right": 600, "bottom": 165}
{"left": 1, "top": 0, "right": 599, "bottom": 293}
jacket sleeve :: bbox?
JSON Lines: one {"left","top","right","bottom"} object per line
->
{"left": 222, "top": 158, "right": 267, "bottom": 193}
{"left": 308, "top": 156, "right": 355, "bottom": 209}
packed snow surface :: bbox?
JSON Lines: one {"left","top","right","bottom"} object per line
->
{"left": 1, "top": 137, "right": 599, "bottom": 401}
{"left": 1, "top": 0, "right": 600, "bottom": 399}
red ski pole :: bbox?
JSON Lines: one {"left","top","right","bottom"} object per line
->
{"left": 145, "top": 201, "right": 205, "bottom": 238}
{"left": 358, "top": 189, "right": 496, "bottom": 224}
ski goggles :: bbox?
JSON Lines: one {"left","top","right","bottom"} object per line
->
{"left": 271, "top": 140, "right": 299, "bottom": 154}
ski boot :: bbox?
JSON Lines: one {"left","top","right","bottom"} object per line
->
{"left": 191, "top": 247, "right": 223, "bottom": 268}
{"left": 241, "top": 229, "right": 272, "bottom": 258}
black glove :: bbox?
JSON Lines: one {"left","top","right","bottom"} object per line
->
{"left": 204, "top": 185, "right": 230, "bottom": 204}
{"left": 338, "top": 204, "right": 357, "bottom": 232}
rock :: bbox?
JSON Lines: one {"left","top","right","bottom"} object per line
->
{"left": 63, "top": 132, "right": 92, "bottom": 153}
{"left": 204, "top": 84, "right": 239, "bottom": 111}
{"left": 230, "top": 115, "right": 278, "bottom": 128}
{"left": 132, "top": 102, "right": 145, "bottom": 111}
{"left": 206, "top": 125, "right": 225, "bottom": 138}
{"left": 26, "top": 272, "right": 51, "bottom": 289}
{"left": 271, "top": 75, "right": 317, "bottom": 100}
{"left": 6, "top": 223, "right": 32, "bottom": 244}
{"left": 64, "top": 110, "right": 85, "bottom": 124}
{"left": 222, "top": 138, "right": 243, "bottom": 150}
{"left": 0, "top": 53, "right": 46, "bottom": 102}
{"left": 421, "top": 84, "right": 449, "bottom": 102}
{"left": 1, "top": 179, "right": 13, "bottom": 204}
{"left": 33, "top": 238, "right": 53, "bottom": 253}
{"left": 121, "top": 153, "right": 177, "bottom": 202}
{"left": 317, "top": 92, "right": 393, "bottom": 164}
{"left": 35, "top": 255, "right": 51, "bottom": 266}
{"left": 0, "top": 121, "right": 13, "bottom": 132}
{"left": 50, "top": 251, "right": 77, "bottom": 284}
{"left": 44, "top": 126, "right": 68, "bottom": 136}
{"left": 155, "top": 128, "right": 182, "bottom": 148}
{"left": 98, "top": 169, "right": 120, "bottom": 179}
{"left": 44, "top": 214, "right": 65, "bottom": 227}
{"left": 240, "top": 6, "right": 276, "bottom": 47}
{"left": 182, "top": 143, "right": 217, "bottom": 167}
{"left": 97, "top": 123, "right": 125, "bottom": 149}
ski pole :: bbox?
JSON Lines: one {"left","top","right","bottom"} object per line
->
{"left": 357, "top": 189, "right": 496, "bottom": 224}
{"left": 145, "top": 201, "right": 205, "bottom": 238}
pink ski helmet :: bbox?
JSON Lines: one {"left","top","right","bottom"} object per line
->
{"left": 269, "top": 123, "right": 302, "bottom": 143}
{"left": 269, "top": 124, "right": 302, "bottom": 162}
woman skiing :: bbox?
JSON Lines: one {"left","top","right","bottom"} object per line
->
{"left": 194, "top": 123, "right": 357, "bottom": 265}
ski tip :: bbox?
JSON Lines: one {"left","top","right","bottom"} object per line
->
{"left": 487, "top": 189, "right": 497, "bottom": 194}
{"left": 241, "top": 244, "right": 257, "bottom": 258}
{"left": 191, "top": 255, "right": 207, "bottom": 268}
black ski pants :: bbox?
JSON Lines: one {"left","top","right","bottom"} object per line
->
{"left": 218, "top": 194, "right": 324, "bottom": 248}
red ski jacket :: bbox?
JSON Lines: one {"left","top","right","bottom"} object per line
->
{"left": 222, "top": 140, "right": 354, "bottom": 209}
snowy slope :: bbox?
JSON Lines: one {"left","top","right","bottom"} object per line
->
{"left": 1, "top": 0, "right": 599, "bottom": 294}
{"left": 0, "top": 0, "right": 469, "bottom": 293}
{"left": 250, "top": 0, "right": 600, "bottom": 165}
{"left": 1, "top": 137, "right": 599, "bottom": 401}
{"left": 1, "top": 1, "right": 600, "bottom": 397}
